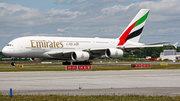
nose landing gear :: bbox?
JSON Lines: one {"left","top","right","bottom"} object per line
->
{"left": 11, "top": 62, "right": 16, "bottom": 66}
{"left": 11, "top": 57, "right": 16, "bottom": 66}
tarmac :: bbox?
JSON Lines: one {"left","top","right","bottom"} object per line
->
{"left": 0, "top": 70, "right": 180, "bottom": 96}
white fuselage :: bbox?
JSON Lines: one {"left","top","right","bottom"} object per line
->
{"left": 2, "top": 9, "right": 155, "bottom": 62}
{"left": 2, "top": 36, "right": 119, "bottom": 59}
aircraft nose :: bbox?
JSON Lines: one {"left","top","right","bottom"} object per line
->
{"left": 2, "top": 46, "right": 9, "bottom": 56}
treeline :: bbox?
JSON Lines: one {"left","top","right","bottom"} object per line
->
{"left": 0, "top": 46, "right": 179, "bottom": 61}
{"left": 0, "top": 52, "right": 11, "bottom": 60}
{"left": 0, "top": 52, "right": 3, "bottom": 60}
{"left": 120, "top": 46, "right": 178, "bottom": 59}
{"left": 132, "top": 46, "right": 178, "bottom": 58}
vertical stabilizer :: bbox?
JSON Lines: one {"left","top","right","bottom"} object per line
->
{"left": 117, "top": 9, "right": 150, "bottom": 46}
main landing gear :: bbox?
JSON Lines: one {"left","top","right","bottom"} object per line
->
{"left": 62, "top": 61, "right": 92, "bottom": 65}
{"left": 72, "top": 61, "right": 92, "bottom": 65}
{"left": 62, "top": 61, "right": 71, "bottom": 65}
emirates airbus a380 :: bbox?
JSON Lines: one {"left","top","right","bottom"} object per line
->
{"left": 2, "top": 9, "right": 177, "bottom": 66}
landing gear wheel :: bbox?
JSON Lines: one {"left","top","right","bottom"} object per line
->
{"left": 11, "top": 62, "right": 16, "bottom": 66}
{"left": 62, "top": 61, "right": 71, "bottom": 65}
{"left": 72, "top": 61, "right": 92, "bottom": 65}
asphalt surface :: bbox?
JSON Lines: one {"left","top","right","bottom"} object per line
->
{"left": 0, "top": 70, "right": 180, "bottom": 96}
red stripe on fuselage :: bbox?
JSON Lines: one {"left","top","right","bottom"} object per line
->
{"left": 117, "top": 21, "right": 137, "bottom": 46}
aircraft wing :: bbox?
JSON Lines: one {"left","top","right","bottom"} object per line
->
{"left": 44, "top": 50, "right": 78, "bottom": 55}
{"left": 42, "top": 51, "right": 73, "bottom": 60}
{"left": 42, "top": 42, "right": 178, "bottom": 59}
{"left": 83, "top": 48, "right": 107, "bottom": 51}
{"left": 45, "top": 48, "right": 106, "bottom": 55}
{"left": 42, "top": 48, "right": 107, "bottom": 60}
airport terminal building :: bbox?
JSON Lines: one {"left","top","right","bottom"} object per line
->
{"left": 160, "top": 50, "right": 180, "bottom": 60}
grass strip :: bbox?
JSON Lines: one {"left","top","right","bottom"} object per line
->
{"left": 0, "top": 64, "right": 180, "bottom": 72}
{"left": 0, "top": 95, "right": 180, "bottom": 101}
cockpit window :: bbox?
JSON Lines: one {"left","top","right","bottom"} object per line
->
{"left": 7, "top": 44, "right": 13, "bottom": 46}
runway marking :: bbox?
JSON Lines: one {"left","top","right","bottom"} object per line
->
{"left": 0, "top": 74, "right": 178, "bottom": 80}
{"left": 172, "top": 93, "right": 180, "bottom": 95}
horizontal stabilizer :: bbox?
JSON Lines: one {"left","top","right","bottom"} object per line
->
{"left": 163, "top": 42, "right": 178, "bottom": 49}
{"left": 147, "top": 42, "right": 170, "bottom": 45}
{"left": 174, "top": 42, "right": 178, "bottom": 49}
{"left": 120, "top": 45, "right": 164, "bottom": 49}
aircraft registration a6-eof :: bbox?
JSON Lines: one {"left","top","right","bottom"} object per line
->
{"left": 2, "top": 9, "right": 177, "bottom": 66}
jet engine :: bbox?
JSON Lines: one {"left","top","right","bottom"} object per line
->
{"left": 105, "top": 48, "right": 123, "bottom": 58}
{"left": 30, "top": 58, "right": 45, "bottom": 62}
{"left": 71, "top": 51, "right": 90, "bottom": 61}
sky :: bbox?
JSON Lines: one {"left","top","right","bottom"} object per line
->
{"left": 0, "top": 0, "right": 180, "bottom": 50}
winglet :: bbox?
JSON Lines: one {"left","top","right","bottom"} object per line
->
{"left": 174, "top": 42, "right": 178, "bottom": 49}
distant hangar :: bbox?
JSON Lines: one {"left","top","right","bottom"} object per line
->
{"left": 160, "top": 50, "right": 180, "bottom": 60}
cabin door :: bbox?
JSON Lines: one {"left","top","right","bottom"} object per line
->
{"left": 19, "top": 45, "right": 23, "bottom": 51}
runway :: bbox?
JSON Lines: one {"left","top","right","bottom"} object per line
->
{"left": 0, "top": 70, "right": 180, "bottom": 96}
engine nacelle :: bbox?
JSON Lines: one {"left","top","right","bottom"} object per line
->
{"left": 30, "top": 58, "right": 45, "bottom": 62}
{"left": 105, "top": 48, "right": 123, "bottom": 58}
{"left": 71, "top": 51, "right": 90, "bottom": 61}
